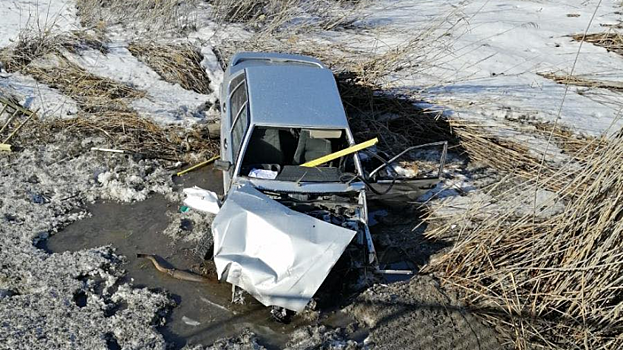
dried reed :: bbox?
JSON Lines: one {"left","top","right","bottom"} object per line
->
{"left": 572, "top": 31, "right": 623, "bottom": 56}
{"left": 210, "top": 0, "right": 363, "bottom": 32}
{"left": 424, "top": 131, "right": 623, "bottom": 349}
{"left": 0, "top": 30, "right": 107, "bottom": 72}
{"left": 23, "top": 56, "right": 144, "bottom": 113}
{"left": 128, "top": 41, "right": 211, "bottom": 94}
{"left": 44, "top": 113, "right": 219, "bottom": 162}
{"left": 532, "top": 122, "right": 608, "bottom": 161}
{"left": 538, "top": 72, "right": 623, "bottom": 92}
{"left": 447, "top": 120, "right": 579, "bottom": 193}
{"left": 75, "top": 0, "right": 199, "bottom": 33}
{"left": 336, "top": 71, "right": 456, "bottom": 154}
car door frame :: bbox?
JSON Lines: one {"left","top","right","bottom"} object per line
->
{"left": 221, "top": 71, "right": 249, "bottom": 192}
{"left": 366, "top": 141, "right": 448, "bottom": 203}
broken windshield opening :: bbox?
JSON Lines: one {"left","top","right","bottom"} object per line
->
{"left": 239, "top": 126, "right": 355, "bottom": 182}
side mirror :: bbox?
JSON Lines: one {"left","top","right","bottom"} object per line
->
{"left": 214, "top": 159, "right": 232, "bottom": 172}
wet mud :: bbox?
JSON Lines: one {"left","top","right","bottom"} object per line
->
{"left": 43, "top": 166, "right": 306, "bottom": 349}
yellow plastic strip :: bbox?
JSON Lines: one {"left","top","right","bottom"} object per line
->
{"left": 301, "top": 137, "right": 378, "bottom": 168}
{"left": 176, "top": 155, "right": 220, "bottom": 176}
{"left": 0, "top": 143, "right": 11, "bottom": 152}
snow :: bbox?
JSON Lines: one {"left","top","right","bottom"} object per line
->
{"left": 0, "top": 137, "right": 175, "bottom": 349}
{"left": 64, "top": 43, "right": 215, "bottom": 124}
{"left": 1, "top": 0, "right": 622, "bottom": 132}
{"left": 0, "top": 0, "right": 77, "bottom": 48}
{"left": 353, "top": 0, "right": 623, "bottom": 136}
{"left": 0, "top": 71, "right": 79, "bottom": 118}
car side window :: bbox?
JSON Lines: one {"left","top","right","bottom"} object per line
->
{"left": 229, "top": 74, "right": 246, "bottom": 124}
{"left": 231, "top": 103, "right": 248, "bottom": 169}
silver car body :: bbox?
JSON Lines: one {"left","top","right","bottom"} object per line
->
{"left": 213, "top": 52, "right": 445, "bottom": 312}
{"left": 219, "top": 52, "right": 365, "bottom": 192}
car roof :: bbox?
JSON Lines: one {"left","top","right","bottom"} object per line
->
{"left": 245, "top": 64, "right": 349, "bottom": 129}
{"left": 229, "top": 52, "right": 325, "bottom": 71}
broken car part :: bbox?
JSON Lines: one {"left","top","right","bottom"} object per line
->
{"left": 301, "top": 137, "right": 379, "bottom": 167}
{"left": 183, "top": 187, "right": 220, "bottom": 214}
{"left": 212, "top": 184, "right": 357, "bottom": 312}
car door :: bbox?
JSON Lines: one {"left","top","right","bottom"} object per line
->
{"left": 222, "top": 72, "right": 248, "bottom": 191}
{"left": 363, "top": 141, "right": 448, "bottom": 204}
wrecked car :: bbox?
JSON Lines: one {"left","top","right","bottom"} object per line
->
{"left": 211, "top": 52, "right": 447, "bottom": 316}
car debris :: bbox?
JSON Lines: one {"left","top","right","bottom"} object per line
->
{"left": 137, "top": 253, "right": 213, "bottom": 283}
{"left": 208, "top": 52, "right": 447, "bottom": 316}
{"left": 181, "top": 316, "right": 201, "bottom": 327}
{"left": 182, "top": 187, "right": 220, "bottom": 214}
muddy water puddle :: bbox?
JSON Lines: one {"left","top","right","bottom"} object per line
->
{"left": 44, "top": 166, "right": 305, "bottom": 349}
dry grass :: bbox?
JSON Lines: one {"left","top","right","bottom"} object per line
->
{"left": 572, "top": 31, "right": 623, "bottom": 56}
{"left": 210, "top": 0, "right": 363, "bottom": 32}
{"left": 336, "top": 71, "right": 456, "bottom": 154}
{"left": 40, "top": 113, "right": 219, "bottom": 162}
{"left": 0, "top": 95, "right": 39, "bottom": 145}
{"left": 447, "top": 121, "right": 578, "bottom": 193}
{"left": 128, "top": 41, "right": 211, "bottom": 94}
{"left": 1, "top": 30, "right": 143, "bottom": 114}
{"left": 423, "top": 130, "right": 623, "bottom": 349}
{"left": 23, "top": 56, "right": 144, "bottom": 113}
{"left": 538, "top": 72, "right": 623, "bottom": 92}
{"left": 1, "top": 27, "right": 218, "bottom": 162}
{"left": 75, "top": 0, "right": 199, "bottom": 33}
{"left": 0, "top": 30, "right": 107, "bottom": 72}
{"left": 211, "top": 0, "right": 272, "bottom": 24}
{"left": 532, "top": 122, "right": 608, "bottom": 161}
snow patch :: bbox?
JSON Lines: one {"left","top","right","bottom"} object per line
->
{"left": 0, "top": 0, "right": 77, "bottom": 49}
{"left": 0, "top": 71, "right": 79, "bottom": 119}
{"left": 65, "top": 43, "right": 213, "bottom": 124}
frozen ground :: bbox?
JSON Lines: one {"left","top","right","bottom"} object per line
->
{"left": 1, "top": 0, "right": 622, "bottom": 349}
{"left": 0, "top": 127, "right": 506, "bottom": 350}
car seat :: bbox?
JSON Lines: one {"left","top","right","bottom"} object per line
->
{"left": 293, "top": 130, "right": 333, "bottom": 165}
{"left": 243, "top": 127, "right": 284, "bottom": 166}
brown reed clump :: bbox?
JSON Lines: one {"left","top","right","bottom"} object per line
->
{"left": 22, "top": 56, "right": 145, "bottom": 113}
{"left": 336, "top": 71, "right": 456, "bottom": 154}
{"left": 0, "top": 30, "right": 107, "bottom": 72}
{"left": 538, "top": 72, "right": 623, "bottom": 92}
{"left": 45, "top": 113, "right": 219, "bottom": 162}
{"left": 128, "top": 41, "right": 211, "bottom": 94}
{"left": 75, "top": 0, "right": 199, "bottom": 33}
{"left": 572, "top": 31, "right": 623, "bottom": 56}
{"left": 424, "top": 131, "right": 623, "bottom": 349}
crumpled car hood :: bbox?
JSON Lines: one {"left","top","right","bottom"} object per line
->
{"left": 211, "top": 184, "right": 356, "bottom": 311}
